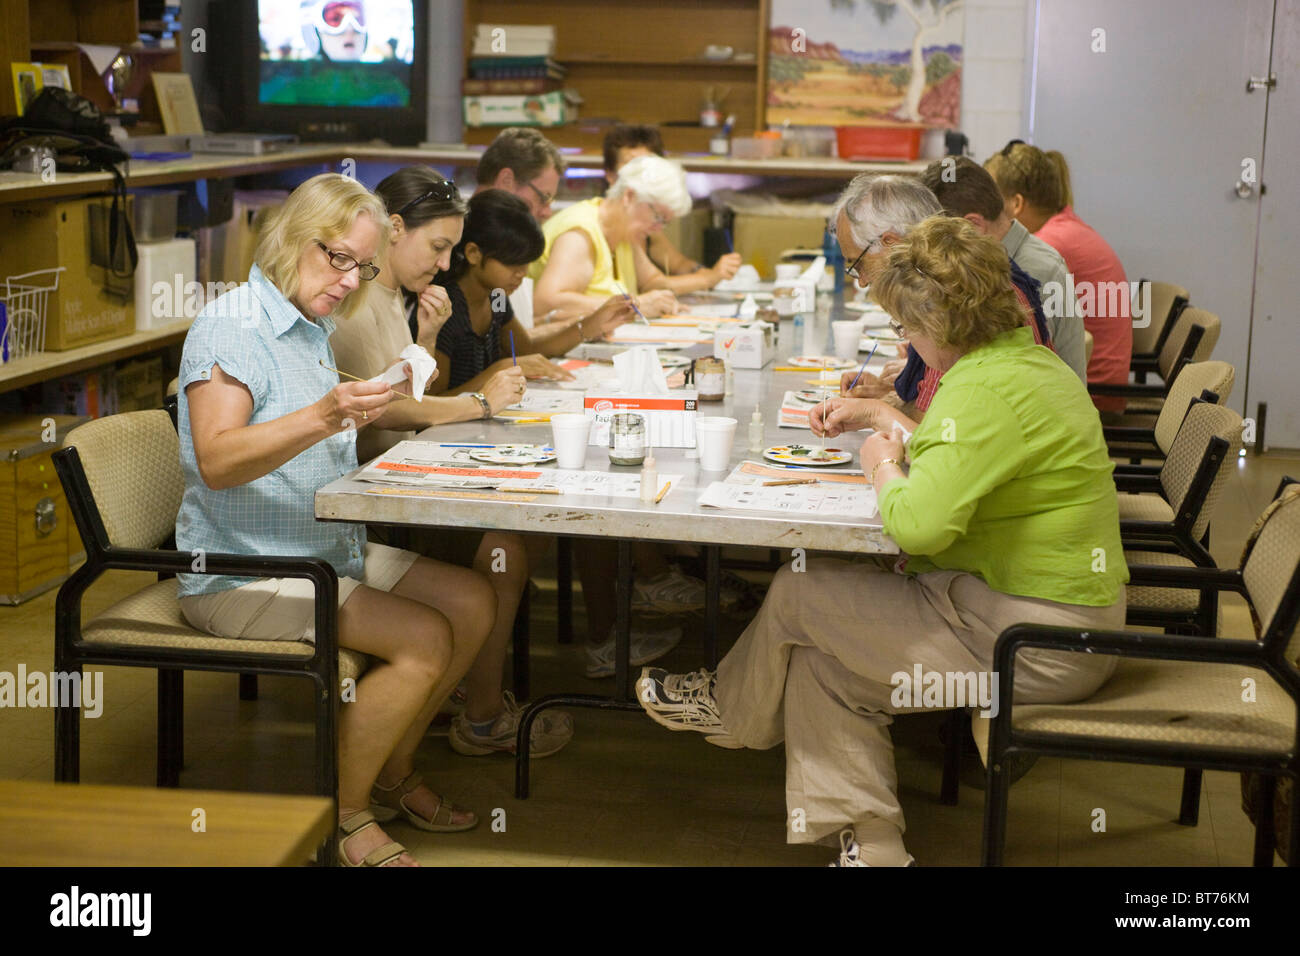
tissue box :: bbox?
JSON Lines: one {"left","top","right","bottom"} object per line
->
{"left": 714, "top": 323, "right": 774, "bottom": 369}
{"left": 584, "top": 390, "right": 699, "bottom": 449}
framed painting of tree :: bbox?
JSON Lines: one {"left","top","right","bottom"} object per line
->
{"left": 767, "top": 0, "right": 963, "bottom": 127}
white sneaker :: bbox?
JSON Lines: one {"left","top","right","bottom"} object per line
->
{"left": 828, "top": 827, "right": 916, "bottom": 867}
{"left": 829, "top": 828, "right": 869, "bottom": 867}
{"left": 584, "top": 626, "right": 683, "bottom": 679}
{"left": 632, "top": 566, "right": 742, "bottom": 615}
{"left": 635, "top": 667, "right": 743, "bottom": 749}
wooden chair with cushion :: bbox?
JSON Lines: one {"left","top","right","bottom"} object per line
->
{"left": 1106, "top": 360, "right": 1234, "bottom": 466}
{"left": 53, "top": 409, "right": 361, "bottom": 864}
{"left": 982, "top": 480, "right": 1300, "bottom": 866}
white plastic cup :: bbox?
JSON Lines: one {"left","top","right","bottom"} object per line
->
{"left": 695, "top": 416, "right": 739, "bottom": 471}
{"left": 775, "top": 263, "right": 802, "bottom": 281}
{"left": 550, "top": 413, "right": 591, "bottom": 469}
{"left": 832, "top": 319, "right": 864, "bottom": 360}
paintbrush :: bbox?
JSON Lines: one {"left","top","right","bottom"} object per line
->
{"left": 613, "top": 281, "right": 651, "bottom": 325}
{"left": 318, "top": 361, "right": 417, "bottom": 401}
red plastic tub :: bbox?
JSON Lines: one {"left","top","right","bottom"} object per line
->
{"left": 835, "top": 125, "right": 924, "bottom": 161}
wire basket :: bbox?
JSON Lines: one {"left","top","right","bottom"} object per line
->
{"left": 2, "top": 267, "right": 65, "bottom": 361}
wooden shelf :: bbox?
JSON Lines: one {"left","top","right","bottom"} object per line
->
{"left": 0, "top": 320, "right": 191, "bottom": 395}
{"left": 560, "top": 56, "right": 758, "bottom": 68}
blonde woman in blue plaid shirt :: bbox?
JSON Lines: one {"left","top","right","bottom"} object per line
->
{"left": 176, "top": 173, "right": 497, "bottom": 867}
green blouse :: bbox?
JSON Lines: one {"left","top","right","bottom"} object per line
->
{"left": 877, "top": 326, "right": 1128, "bottom": 607}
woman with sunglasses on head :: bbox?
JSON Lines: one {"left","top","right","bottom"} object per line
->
{"left": 331, "top": 168, "right": 578, "bottom": 760}
{"left": 177, "top": 173, "right": 497, "bottom": 866}
{"left": 529, "top": 154, "right": 697, "bottom": 321}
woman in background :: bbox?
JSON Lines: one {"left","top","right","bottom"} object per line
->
{"left": 985, "top": 142, "right": 1131, "bottom": 417}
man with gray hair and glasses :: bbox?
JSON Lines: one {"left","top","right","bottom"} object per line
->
{"left": 836, "top": 174, "right": 1057, "bottom": 419}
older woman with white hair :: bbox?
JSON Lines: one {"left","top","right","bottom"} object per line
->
{"left": 176, "top": 172, "right": 497, "bottom": 866}
{"left": 530, "top": 154, "right": 703, "bottom": 319}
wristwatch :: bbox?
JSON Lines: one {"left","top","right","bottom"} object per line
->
{"left": 470, "top": 392, "right": 491, "bottom": 419}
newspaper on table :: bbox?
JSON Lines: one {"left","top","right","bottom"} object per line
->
{"left": 697, "top": 460, "right": 878, "bottom": 519}
{"left": 356, "top": 440, "right": 679, "bottom": 498}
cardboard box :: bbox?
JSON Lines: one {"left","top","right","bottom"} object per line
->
{"left": 732, "top": 212, "right": 828, "bottom": 280}
{"left": 135, "top": 237, "right": 197, "bottom": 330}
{"left": 714, "top": 322, "right": 774, "bottom": 368}
{"left": 0, "top": 413, "right": 87, "bottom": 603}
{"left": 114, "top": 356, "right": 164, "bottom": 413}
{"left": 0, "top": 198, "right": 135, "bottom": 351}
{"left": 463, "top": 89, "right": 581, "bottom": 127}
{"left": 583, "top": 390, "right": 699, "bottom": 449}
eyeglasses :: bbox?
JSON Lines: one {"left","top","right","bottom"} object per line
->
{"left": 844, "top": 236, "right": 880, "bottom": 281}
{"left": 394, "top": 179, "right": 460, "bottom": 219}
{"left": 523, "top": 179, "right": 556, "bottom": 208}
{"left": 320, "top": 2, "right": 365, "bottom": 32}
{"left": 999, "top": 138, "right": 1027, "bottom": 157}
{"left": 317, "top": 241, "right": 380, "bottom": 280}
{"left": 640, "top": 201, "right": 668, "bottom": 228}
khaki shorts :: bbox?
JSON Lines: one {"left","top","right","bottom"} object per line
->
{"left": 179, "top": 542, "right": 419, "bottom": 643}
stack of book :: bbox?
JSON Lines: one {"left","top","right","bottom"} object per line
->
{"left": 463, "top": 24, "right": 580, "bottom": 127}
{"left": 138, "top": 0, "right": 183, "bottom": 50}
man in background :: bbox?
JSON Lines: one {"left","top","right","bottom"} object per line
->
{"left": 921, "top": 156, "right": 1085, "bottom": 381}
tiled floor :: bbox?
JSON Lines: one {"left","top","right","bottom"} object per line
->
{"left": 1, "top": 449, "right": 1295, "bottom": 866}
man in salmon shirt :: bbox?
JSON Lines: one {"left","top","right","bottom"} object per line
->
{"left": 985, "top": 142, "right": 1133, "bottom": 418}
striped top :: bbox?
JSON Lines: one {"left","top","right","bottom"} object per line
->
{"left": 175, "top": 264, "right": 364, "bottom": 597}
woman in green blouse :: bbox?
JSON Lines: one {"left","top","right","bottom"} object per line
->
{"left": 636, "top": 214, "right": 1128, "bottom": 866}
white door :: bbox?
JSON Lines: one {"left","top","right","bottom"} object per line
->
{"left": 1028, "top": 0, "right": 1275, "bottom": 430}
{"left": 1249, "top": 0, "right": 1300, "bottom": 449}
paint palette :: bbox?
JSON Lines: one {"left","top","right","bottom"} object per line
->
{"left": 785, "top": 355, "right": 855, "bottom": 370}
{"left": 658, "top": 354, "right": 691, "bottom": 369}
{"left": 763, "top": 444, "right": 853, "bottom": 467}
{"left": 795, "top": 388, "right": 835, "bottom": 403}
{"left": 864, "top": 331, "right": 905, "bottom": 347}
{"left": 469, "top": 444, "right": 557, "bottom": 465}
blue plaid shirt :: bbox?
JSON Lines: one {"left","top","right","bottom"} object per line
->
{"left": 175, "top": 264, "right": 364, "bottom": 597}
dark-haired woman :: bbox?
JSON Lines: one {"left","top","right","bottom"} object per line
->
{"left": 432, "top": 188, "right": 692, "bottom": 681}
{"left": 332, "top": 168, "right": 574, "bottom": 760}
{"left": 427, "top": 188, "right": 633, "bottom": 396}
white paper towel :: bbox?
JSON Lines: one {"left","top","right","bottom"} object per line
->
{"left": 370, "top": 344, "right": 438, "bottom": 402}
{"left": 611, "top": 346, "right": 669, "bottom": 394}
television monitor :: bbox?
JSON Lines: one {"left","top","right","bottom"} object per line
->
{"left": 219, "top": 0, "right": 429, "bottom": 145}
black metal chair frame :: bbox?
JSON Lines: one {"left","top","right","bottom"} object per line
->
{"left": 981, "top": 551, "right": 1300, "bottom": 866}
{"left": 1131, "top": 279, "right": 1190, "bottom": 381}
{"left": 1089, "top": 323, "right": 1205, "bottom": 417}
{"left": 1105, "top": 388, "right": 1220, "bottom": 468}
{"left": 52, "top": 435, "right": 343, "bottom": 866}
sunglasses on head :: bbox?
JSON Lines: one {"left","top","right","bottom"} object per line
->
{"left": 320, "top": 2, "right": 365, "bottom": 33}
{"left": 394, "top": 179, "right": 460, "bottom": 218}
{"left": 999, "top": 138, "right": 1028, "bottom": 157}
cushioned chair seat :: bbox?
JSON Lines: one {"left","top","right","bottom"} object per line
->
{"left": 1125, "top": 550, "right": 1200, "bottom": 611}
{"left": 1126, "top": 397, "right": 1163, "bottom": 413}
{"left": 82, "top": 578, "right": 369, "bottom": 683}
{"left": 1117, "top": 493, "right": 1176, "bottom": 523}
{"left": 1009, "top": 657, "right": 1295, "bottom": 754}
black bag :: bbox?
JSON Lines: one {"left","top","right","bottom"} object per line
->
{"left": 0, "top": 89, "right": 137, "bottom": 279}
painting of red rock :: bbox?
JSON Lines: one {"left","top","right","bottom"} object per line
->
{"left": 767, "top": 0, "right": 963, "bottom": 128}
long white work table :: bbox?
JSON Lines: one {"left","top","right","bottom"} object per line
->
{"left": 313, "top": 297, "right": 898, "bottom": 796}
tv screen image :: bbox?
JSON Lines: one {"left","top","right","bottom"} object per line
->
{"left": 258, "top": 0, "right": 415, "bottom": 108}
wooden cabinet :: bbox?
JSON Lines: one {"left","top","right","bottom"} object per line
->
{"left": 462, "top": 0, "right": 772, "bottom": 147}
{"left": 1, "top": 0, "right": 181, "bottom": 133}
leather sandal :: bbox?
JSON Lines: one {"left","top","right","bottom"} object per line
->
{"left": 338, "top": 810, "right": 410, "bottom": 867}
{"left": 369, "top": 770, "right": 479, "bottom": 833}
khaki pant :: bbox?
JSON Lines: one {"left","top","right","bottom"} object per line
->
{"left": 714, "top": 558, "right": 1125, "bottom": 860}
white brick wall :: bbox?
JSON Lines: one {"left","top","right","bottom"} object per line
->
{"left": 960, "top": 0, "right": 1032, "bottom": 161}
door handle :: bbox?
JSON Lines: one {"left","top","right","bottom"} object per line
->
{"left": 1235, "top": 180, "right": 1255, "bottom": 199}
